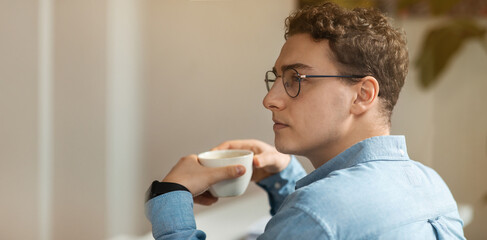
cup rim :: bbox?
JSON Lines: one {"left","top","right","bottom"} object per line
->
{"left": 198, "top": 149, "right": 253, "bottom": 160}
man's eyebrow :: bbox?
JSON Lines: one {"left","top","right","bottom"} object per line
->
{"left": 272, "top": 63, "right": 312, "bottom": 74}
{"left": 281, "top": 63, "right": 312, "bottom": 72}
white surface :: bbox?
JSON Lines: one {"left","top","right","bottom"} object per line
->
{"left": 109, "top": 191, "right": 271, "bottom": 240}
{"left": 458, "top": 204, "right": 474, "bottom": 227}
{"left": 195, "top": 191, "right": 270, "bottom": 240}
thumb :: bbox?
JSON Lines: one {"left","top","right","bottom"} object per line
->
{"left": 254, "top": 152, "right": 275, "bottom": 168}
{"left": 208, "top": 165, "right": 246, "bottom": 185}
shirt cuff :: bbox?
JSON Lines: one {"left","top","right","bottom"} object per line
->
{"left": 145, "top": 191, "right": 199, "bottom": 239}
{"left": 257, "top": 155, "right": 307, "bottom": 215}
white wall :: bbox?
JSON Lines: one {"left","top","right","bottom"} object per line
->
{"left": 106, "top": 0, "right": 144, "bottom": 237}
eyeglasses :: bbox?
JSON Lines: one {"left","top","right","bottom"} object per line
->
{"left": 265, "top": 68, "right": 367, "bottom": 98}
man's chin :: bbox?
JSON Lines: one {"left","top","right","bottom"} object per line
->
{"left": 274, "top": 137, "right": 297, "bottom": 155}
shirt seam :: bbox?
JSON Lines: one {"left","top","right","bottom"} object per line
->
{"left": 357, "top": 157, "right": 410, "bottom": 163}
{"left": 334, "top": 158, "right": 411, "bottom": 174}
{"left": 297, "top": 158, "right": 410, "bottom": 189}
{"left": 368, "top": 205, "right": 459, "bottom": 237}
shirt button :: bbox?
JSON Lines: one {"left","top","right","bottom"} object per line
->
{"left": 274, "top": 182, "right": 281, "bottom": 189}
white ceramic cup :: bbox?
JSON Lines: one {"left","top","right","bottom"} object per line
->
{"left": 198, "top": 149, "right": 253, "bottom": 197}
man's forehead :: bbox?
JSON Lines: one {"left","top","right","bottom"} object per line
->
{"left": 273, "top": 34, "right": 332, "bottom": 73}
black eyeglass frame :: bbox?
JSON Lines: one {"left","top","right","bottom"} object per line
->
{"left": 265, "top": 68, "right": 367, "bottom": 98}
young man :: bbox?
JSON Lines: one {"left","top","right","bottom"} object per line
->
{"left": 146, "top": 3, "right": 465, "bottom": 239}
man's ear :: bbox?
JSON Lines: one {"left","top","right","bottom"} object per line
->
{"left": 350, "top": 76, "right": 380, "bottom": 115}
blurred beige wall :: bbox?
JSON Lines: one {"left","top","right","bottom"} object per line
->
{"left": 1, "top": 0, "right": 486, "bottom": 239}
{"left": 0, "top": 1, "right": 39, "bottom": 240}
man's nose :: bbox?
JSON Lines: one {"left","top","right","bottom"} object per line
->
{"left": 263, "top": 78, "right": 286, "bottom": 111}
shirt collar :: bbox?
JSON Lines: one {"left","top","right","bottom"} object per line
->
{"left": 295, "top": 135, "right": 410, "bottom": 189}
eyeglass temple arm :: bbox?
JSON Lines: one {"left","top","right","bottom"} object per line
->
{"left": 299, "top": 74, "right": 367, "bottom": 78}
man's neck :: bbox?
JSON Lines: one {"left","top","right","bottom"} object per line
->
{"left": 306, "top": 126, "right": 390, "bottom": 169}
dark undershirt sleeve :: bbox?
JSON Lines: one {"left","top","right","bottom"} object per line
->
{"left": 146, "top": 181, "right": 190, "bottom": 202}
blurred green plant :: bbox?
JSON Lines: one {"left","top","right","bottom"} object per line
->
{"left": 415, "top": 19, "right": 486, "bottom": 88}
{"left": 398, "top": 0, "right": 487, "bottom": 88}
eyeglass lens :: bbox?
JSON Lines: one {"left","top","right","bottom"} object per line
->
{"left": 283, "top": 69, "right": 300, "bottom": 97}
{"left": 265, "top": 71, "right": 276, "bottom": 91}
{"left": 265, "top": 69, "right": 301, "bottom": 98}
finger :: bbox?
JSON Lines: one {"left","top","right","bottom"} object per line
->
{"left": 212, "top": 140, "right": 246, "bottom": 150}
{"left": 254, "top": 152, "right": 290, "bottom": 173}
{"left": 194, "top": 191, "right": 219, "bottom": 206}
{"left": 194, "top": 195, "right": 218, "bottom": 206}
{"left": 253, "top": 155, "right": 262, "bottom": 168}
{"left": 181, "top": 154, "right": 199, "bottom": 164}
{"left": 211, "top": 141, "right": 231, "bottom": 151}
{"left": 251, "top": 169, "right": 273, "bottom": 182}
{"left": 207, "top": 164, "right": 246, "bottom": 185}
{"left": 212, "top": 139, "right": 263, "bottom": 153}
{"left": 253, "top": 152, "right": 274, "bottom": 168}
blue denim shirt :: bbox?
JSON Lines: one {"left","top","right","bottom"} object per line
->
{"left": 146, "top": 136, "right": 465, "bottom": 239}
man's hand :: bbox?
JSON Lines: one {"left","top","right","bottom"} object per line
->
{"left": 212, "top": 139, "right": 290, "bottom": 183}
{"left": 162, "top": 155, "right": 245, "bottom": 205}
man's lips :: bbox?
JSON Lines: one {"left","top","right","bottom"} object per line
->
{"left": 273, "top": 119, "right": 289, "bottom": 130}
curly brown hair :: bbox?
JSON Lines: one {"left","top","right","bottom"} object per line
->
{"left": 285, "top": 2, "right": 408, "bottom": 122}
